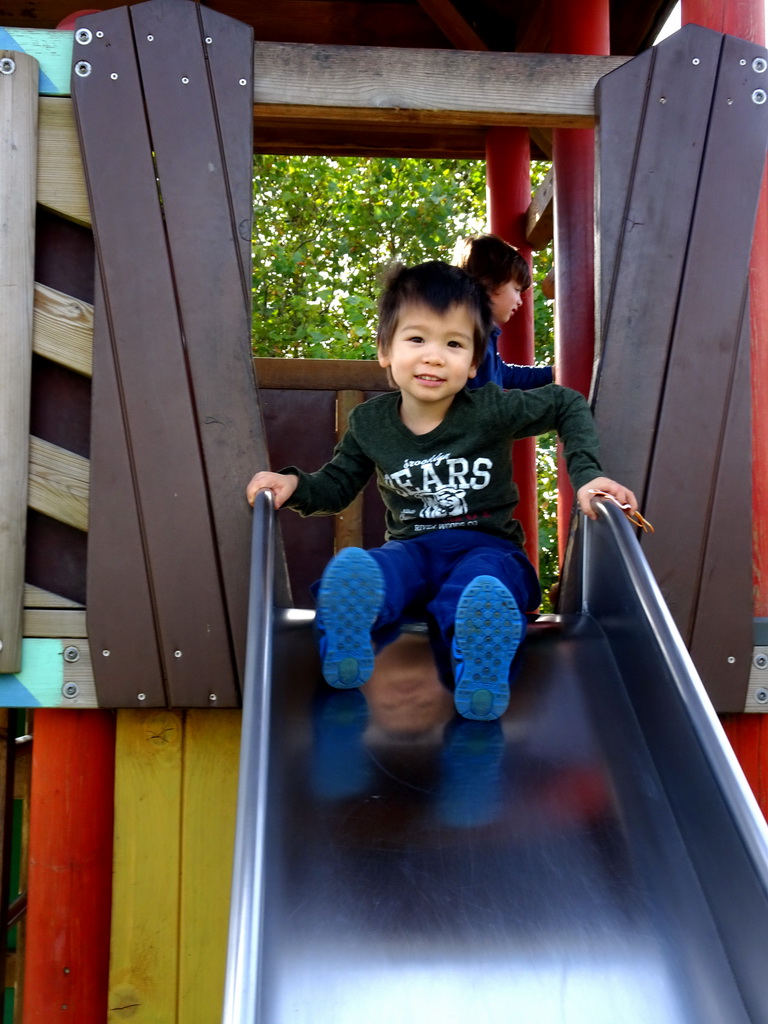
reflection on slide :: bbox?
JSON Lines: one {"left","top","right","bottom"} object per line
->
{"left": 223, "top": 494, "right": 768, "bottom": 1024}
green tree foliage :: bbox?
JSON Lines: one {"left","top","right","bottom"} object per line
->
{"left": 252, "top": 154, "right": 558, "bottom": 600}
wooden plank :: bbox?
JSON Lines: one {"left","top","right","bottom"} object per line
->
{"left": 33, "top": 281, "right": 93, "bottom": 377}
{"left": 526, "top": 166, "right": 554, "bottom": 250}
{"left": 24, "top": 710, "right": 115, "bottom": 1020}
{"left": 23, "top": 607, "right": 87, "bottom": 637}
{"left": 86, "top": 272, "right": 166, "bottom": 709}
{"left": 23, "top": 583, "right": 83, "bottom": 608}
{"left": 255, "top": 356, "right": 389, "bottom": 391}
{"left": 0, "top": 27, "right": 73, "bottom": 94}
{"left": 688, "top": 306, "right": 754, "bottom": 710}
{"left": 73, "top": 6, "right": 238, "bottom": 707}
{"left": 251, "top": 42, "right": 628, "bottom": 126}
{"left": 130, "top": 0, "right": 281, "bottom": 665}
{"left": 0, "top": 50, "right": 38, "bottom": 675}
{"left": 178, "top": 710, "right": 240, "bottom": 1024}
{"left": 37, "top": 96, "right": 90, "bottom": 225}
{"left": 28, "top": 434, "right": 89, "bottom": 531}
{"left": 109, "top": 709, "right": 182, "bottom": 1023}
{"left": 643, "top": 31, "right": 768, "bottom": 646}
{"left": 592, "top": 25, "right": 723, "bottom": 497}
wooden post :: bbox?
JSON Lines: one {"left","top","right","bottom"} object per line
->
{"left": 334, "top": 390, "right": 365, "bottom": 551}
{"left": 551, "top": 0, "right": 610, "bottom": 560}
{"left": 0, "top": 51, "right": 38, "bottom": 673}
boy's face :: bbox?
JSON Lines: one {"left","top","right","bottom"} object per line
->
{"left": 379, "top": 302, "right": 477, "bottom": 409}
{"left": 488, "top": 278, "right": 524, "bottom": 325}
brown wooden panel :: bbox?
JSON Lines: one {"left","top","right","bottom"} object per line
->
{"left": 261, "top": 390, "right": 337, "bottom": 607}
{"left": 593, "top": 25, "right": 723, "bottom": 497}
{"left": 642, "top": 31, "right": 768, "bottom": 643}
{"left": 688, "top": 305, "right": 753, "bottom": 711}
{"left": 255, "top": 356, "right": 389, "bottom": 392}
{"left": 86, "top": 273, "right": 166, "bottom": 708}
{"left": 73, "top": 5, "right": 238, "bottom": 707}
{"left": 129, "top": 0, "right": 282, "bottom": 670}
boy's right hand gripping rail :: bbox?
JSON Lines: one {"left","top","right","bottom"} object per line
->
{"left": 221, "top": 488, "right": 276, "bottom": 1024}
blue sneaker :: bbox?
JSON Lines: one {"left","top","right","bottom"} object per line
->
{"left": 316, "top": 547, "right": 384, "bottom": 689}
{"left": 452, "top": 576, "right": 526, "bottom": 720}
{"left": 437, "top": 718, "right": 505, "bottom": 827}
{"left": 310, "top": 689, "right": 372, "bottom": 800}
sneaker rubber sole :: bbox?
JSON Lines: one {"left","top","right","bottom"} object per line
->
{"left": 452, "top": 575, "right": 525, "bottom": 721}
{"left": 316, "top": 547, "right": 384, "bottom": 689}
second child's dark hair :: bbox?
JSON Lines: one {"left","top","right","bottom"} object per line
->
{"left": 453, "top": 233, "right": 532, "bottom": 292}
{"left": 377, "top": 260, "right": 492, "bottom": 366}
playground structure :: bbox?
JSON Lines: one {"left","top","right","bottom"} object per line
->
{"left": 1, "top": 0, "right": 768, "bottom": 1019}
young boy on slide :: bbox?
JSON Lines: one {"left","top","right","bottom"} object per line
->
{"left": 246, "top": 261, "right": 634, "bottom": 721}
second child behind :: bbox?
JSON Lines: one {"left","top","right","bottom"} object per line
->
{"left": 454, "top": 232, "right": 554, "bottom": 390}
{"left": 246, "top": 261, "right": 635, "bottom": 722}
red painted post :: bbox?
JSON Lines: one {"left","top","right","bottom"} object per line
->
{"left": 24, "top": 710, "right": 116, "bottom": 1023}
{"left": 681, "top": 0, "right": 768, "bottom": 814}
{"left": 486, "top": 126, "right": 539, "bottom": 571}
{"left": 551, "top": 0, "right": 610, "bottom": 560}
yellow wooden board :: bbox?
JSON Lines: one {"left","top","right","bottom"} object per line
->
{"left": 178, "top": 711, "right": 241, "bottom": 1024}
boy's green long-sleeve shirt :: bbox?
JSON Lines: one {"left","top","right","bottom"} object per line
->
{"left": 281, "top": 382, "right": 602, "bottom": 548}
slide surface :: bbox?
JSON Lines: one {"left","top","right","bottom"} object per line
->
{"left": 224, "top": 497, "right": 768, "bottom": 1024}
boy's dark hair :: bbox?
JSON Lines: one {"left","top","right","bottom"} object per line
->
{"left": 377, "top": 260, "right": 492, "bottom": 367}
{"left": 453, "top": 233, "right": 532, "bottom": 293}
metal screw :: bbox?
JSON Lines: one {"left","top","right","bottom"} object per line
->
{"left": 754, "top": 652, "right": 768, "bottom": 670}
{"left": 755, "top": 687, "right": 768, "bottom": 704}
{"left": 0, "top": 57, "right": 17, "bottom": 74}
{"left": 0, "top": 640, "right": 3, "bottom": 653}
{"left": 209, "top": 693, "right": 217, "bottom": 702}
{"left": 174, "top": 649, "right": 182, "bottom": 658}
{"left": 692, "top": 58, "right": 700, "bottom": 65}
{"left": 63, "top": 967, "right": 70, "bottom": 974}
{"left": 102, "top": 649, "right": 110, "bottom": 657}
{"left": 727, "top": 98, "right": 734, "bottom": 105}
{"left": 727, "top": 655, "right": 736, "bottom": 664}
{"left": 62, "top": 682, "right": 79, "bottom": 698}
{"left": 753, "top": 57, "right": 768, "bottom": 73}
{"left": 659, "top": 96, "right": 666, "bottom": 104}
{"left": 74, "top": 61, "right": 92, "bottom": 77}
{"left": 147, "top": 34, "right": 154, "bottom": 41}
{"left": 741, "top": 59, "right": 748, "bottom": 66}
{"left": 239, "top": 78, "right": 247, "bottom": 86}
{"left": 96, "top": 31, "right": 104, "bottom": 38}
{"left": 205, "top": 37, "right": 213, "bottom": 44}
{"left": 110, "top": 72, "right": 119, "bottom": 80}
{"left": 753, "top": 89, "right": 767, "bottom": 104}
{"left": 75, "top": 28, "right": 92, "bottom": 44}
{"left": 181, "top": 77, "right": 189, "bottom": 84}
{"left": 63, "top": 646, "right": 80, "bottom": 663}
{"left": 137, "top": 693, "right": 146, "bottom": 701}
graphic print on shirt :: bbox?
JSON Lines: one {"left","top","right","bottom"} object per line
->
{"left": 384, "top": 454, "right": 492, "bottom": 522}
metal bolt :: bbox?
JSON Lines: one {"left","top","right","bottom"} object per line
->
{"left": 754, "top": 652, "right": 768, "bottom": 670}
{"left": 755, "top": 687, "right": 768, "bottom": 704}
{"left": 62, "top": 682, "right": 79, "bottom": 698}
{"left": 205, "top": 37, "right": 213, "bottom": 44}
{"left": 692, "top": 58, "right": 700, "bottom": 65}
{"left": 239, "top": 78, "right": 247, "bottom": 86}
{"left": 209, "top": 693, "right": 217, "bottom": 702}
{"left": 727, "top": 655, "right": 736, "bottom": 664}
{"left": 147, "top": 34, "right": 154, "bottom": 41}
{"left": 174, "top": 649, "right": 182, "bottom": 658}
{"left": 753, "top": 89, "right": 767, "bottom": 104}
{"left": 0, "top": 57, "right": 17, "bottom": 74}
{"left": 74, "top": 61, "right": 92, "bottom": 77}
{"left": 0, "top": 640, "right": 3, "bottom": 652}
{"left": 753, "top": 57, "right": 768, "bottom": 73}
{"left": 137, "top": 693, "right": 146, "bottom": 701}
{"left": 659, "top": 96, "right": 667, "bottom": 104}
{"left": 102, "top": 649, "right": 110, "bottom": 657}
{"left": 110, "top": 72, "right": 119, "bottom": 80}
{"left": 63, "top": 646, "right": 80, "bottom": 663}
{"left": 727, "top": 98, "right": 734, "bottom": 105}
{"left": 75, "top": 28, "right": 92, "bottom": 44}
{"left": 741, "top": 59, "right": 748, "bottom": 66}
{"left": 181, "top": 77, "right": 189, "bottom": 84}
{"left": 96, "top": 30, "right": 104, "bottom": 38}
{"left": 63, "top": 967, "right": 70, "bottom": 974}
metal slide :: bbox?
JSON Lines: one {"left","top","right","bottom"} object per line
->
{"left": 223, "top": 494, "right": 768, "bottom": 1024}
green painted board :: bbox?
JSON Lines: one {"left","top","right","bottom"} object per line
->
{"left": 0, "top": 638, "right": 98, "bottom": 707}
{"left": 0, "top": 28, "right": 73, "bottom": 95}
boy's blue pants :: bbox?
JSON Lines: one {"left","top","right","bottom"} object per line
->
{"left": 364, "top": 529, "right": 541, "bottom": 648}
